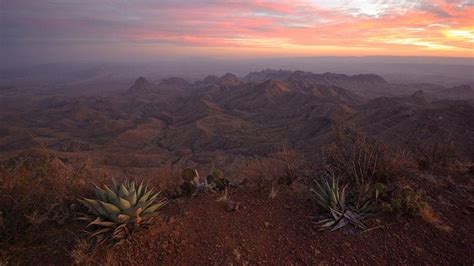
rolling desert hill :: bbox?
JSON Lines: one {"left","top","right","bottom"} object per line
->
{"left": 1, "top": 69, "right": 473, "bottom": 265}
{"left": 1, "top": 69, "right": 473, "bottom": 177}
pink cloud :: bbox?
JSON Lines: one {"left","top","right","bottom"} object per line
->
{"left": 2, "top": 0, "right": 473, "bottom": 57}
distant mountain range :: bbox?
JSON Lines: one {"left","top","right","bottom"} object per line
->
{"left": 1, "top": 69, "right": 473, "bottom": 175}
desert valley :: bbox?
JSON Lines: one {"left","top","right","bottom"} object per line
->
{"left": 1, "top": 66, "right": 473, "bottom": 264}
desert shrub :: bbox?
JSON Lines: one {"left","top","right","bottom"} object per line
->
{"left": 401, "top": 124, "right": 467, "bottom": 175}
{"left": 380, "top": 185, "right": 451, "bottom": 230}
{"left": 241, "top": 157, "right": 282, "bottom": 196}
{"left": 0, "top": 150, "right": 92, "bottom": 243}
{"left": 323, "top": 128, "right": 415, "bottom": 207}
{"left": 241, "top": 149, "right": 307, "bottom": 197}
{"left": 210, "top": 164, "right": 223, "bottom": 181}
{"left": 206, "top": 165, "right": 229, "bottom": 191}
{"left": 411, "top": 140, "right": 462, "bottom": 174}
{"left": 386, "top": 186, "right": 422, "bottom": 216}
{"left": 271, "top": 149, "right": 307, "bottom": 185}
{"left": 324, "top": 130, "right": 412, "bottom": 183}
{"left": 78, "top": 179, "right": 166, "bottom": 244}
{"left": 149, "top": 165, "right": 183, "bottom": 198}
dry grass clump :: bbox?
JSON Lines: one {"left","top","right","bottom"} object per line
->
{"left": 382, "top": 185, "right": 452, "bottom": 231}
{"left": 386, "top": 185, "right": 422, "bottom": 216}
{"left": 70, "top": 238, "right": 96, "bottom": 265}
{"left": 411, "top": 139, "right": 468, "bottom": 176}
{"left": 1, "top": 151, "right": 83, "bottom": 238}
{"left": 402, "top": 127, "right": 469, "bottom": 176}
{"left": 418, "top": 202, "right": 452, "bottom": 231}
{"left": 241, "top": 149, "right": 307, "bottom": 198}
{"left": 324, "top": 128, "right": 414, "bottom": 184}
{"left": 0, "top": 149, "right": 102, "bottom": 262}
{"left": 70, "top": 238, "right": 122, "bottom": 265}
{"left": 271, "top": 149, "right": 307, "bottom": 185}
{"left": 148, "top": 164, "right": 183, "bottom": 198}
{"left": 322, "top": 127, "right": 417, "bottom": 208}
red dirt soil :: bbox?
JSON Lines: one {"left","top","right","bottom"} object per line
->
{"left": 108, "top": 176, "right": 473, "bottom": 265}
{"left": 3, "top": 173, "right": 473, "bottom": 265}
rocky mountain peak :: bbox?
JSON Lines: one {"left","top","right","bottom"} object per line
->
{"left": 128, "top": 76, "right": 151, "bottom": 92}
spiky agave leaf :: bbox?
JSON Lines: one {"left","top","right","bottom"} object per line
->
{"left": 95, "top": 186, "right": 109, "bottom": 202}
{"left": 143, "top": 201, "right": 166, "bottom": 216}
{"left": 88, "top": 217, "right": 116, "bottom": 227}
{"left": 117, "top": 196, "right": 131, "bottom": 210}
{"left": 313, "top": 176, "right": 369, "bottom": 232}
{"left": 316, "top": 207, "right": 369, "bottom": 232}
{"left": 77, "top": 179, "right": 166, "bottom": 244}
{"left": 312, "top": 175, "right": 346, "bottom": 212}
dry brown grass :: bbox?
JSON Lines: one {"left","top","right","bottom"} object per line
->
{"left": 271, "top": 149, "right": 307, "bottom": 185}
{"left": 0, "top": 149, "right": 105, "bottom": 264}
{"left": 70, "top": 238, "right": 95, "bottom": 265}
{"left": 404, "top": 130, "right": 470, "bottom": 177}
{"left": 324, "top": 129, "right": 415, "bottom": 183}
{"left": 70, "top": 238, "right": 122, "bottom": 265}
{"left": 418, "top": 202, "right": 453, "bottom": 232}
{"left": 322, "top": 127, "right": 418, "bottom": 207}
{"left": 147, "top": 164, "right": 183, "bottom": 198}
{"left": 414, "top": 141, "right": 459, "bottom": 172}
{"left": 240, "top": 149, "right": 307, "bottom": 198}
{"left": 418, "top": 202, "right": 437, "bottom": 224}
{"left": 386, "top": 184, "right": 451, "bottom": 231}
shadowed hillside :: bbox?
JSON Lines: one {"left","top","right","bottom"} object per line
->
{"left": 1, "top": 69, "right": 473, "bottom": 264}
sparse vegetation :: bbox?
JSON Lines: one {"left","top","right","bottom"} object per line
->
{"left": 0, "top": 151, "right": 90, "bottom": 240}
{"left": 387, "top": 185, "right": 422, "bottom": 216}
{"left": 150, "top": 165, "right": 183, "bottom": 198}
{"left": 413, "top": 139, "right": 462, "bottom": 174}
{"left": 180, "top": 168, "right": 200, "bottom": 196}
{"left": 241, "top": 149, "right": 307, "bottom": 198}
{"left": 271, "top": 148, "right": 307, "bottom": 185}
{"left": 311, "top": 175, "right": 369, "bottom": 231}
{"left": 78, "top": 179, "right": 166, "bottom": 244}
{"left": 323, "top": 126, "right": 419, "bottom": 217}
{"left": 208, "top": 165, "right": 229, "bottom": 191}
{"left": 1, "top": 66, "right": 473, "bottom": 264}
{"left": 70, "top": 238, "right": 95, "bottom": 265}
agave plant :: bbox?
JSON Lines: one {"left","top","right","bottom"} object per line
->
{"left": 311, "top": 176, "right": 368, "bottom": 231}
{"left": 311, "top": 175, "right": 347, "bottom": 212}
{"left": 78, "top": 179, "right": 166, "bottom": 243}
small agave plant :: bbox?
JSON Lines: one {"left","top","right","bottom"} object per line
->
{"left": 311, "top": 175, "right": 368, "bottom": 231}
{"left": 311, "top": 175, "right": 347, "bottom": 212}
{"left": 78, "top": 179, "right": 166, "bottom": 243}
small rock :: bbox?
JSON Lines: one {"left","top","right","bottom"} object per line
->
{"left": 69, "top": 203, "right": 77, "bottom": 211}
{"left": 225, "top": 200, "right": 240, "bottom": 212}
{"left": 415, "top": 246, "right": 424, "bottom": 253}
{"left": 314, "top": 248, "right": 321, "bottom": 255}
{"left": 233, "top": 248, "right": 241, "bottom": 261}
{"left": 264, "top": 222, "right": 270, "bottom": 228}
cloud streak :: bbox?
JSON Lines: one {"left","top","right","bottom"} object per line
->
{"left": 1, "top": 0, "right": 473, "bottom": 62}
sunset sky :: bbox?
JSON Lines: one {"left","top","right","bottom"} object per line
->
{"left": 1, "top": 0, "right": 473, "bottom": 64}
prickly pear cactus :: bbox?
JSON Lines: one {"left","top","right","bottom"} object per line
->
{"left": 182, "top": 168, "right": 199, "bottom": 184}
{"left": 206, "top": 174, "right": 215, "bottom": 185}
{"left": 214, "top": 178, "right": 230, "bottom": 191}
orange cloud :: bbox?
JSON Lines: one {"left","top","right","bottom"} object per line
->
{"left": 3, "top": 0, "right": 473, "bottom": 57}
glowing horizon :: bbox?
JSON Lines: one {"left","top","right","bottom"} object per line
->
{"left": 1, "top": 0, "right": 473, "bottom": 63}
